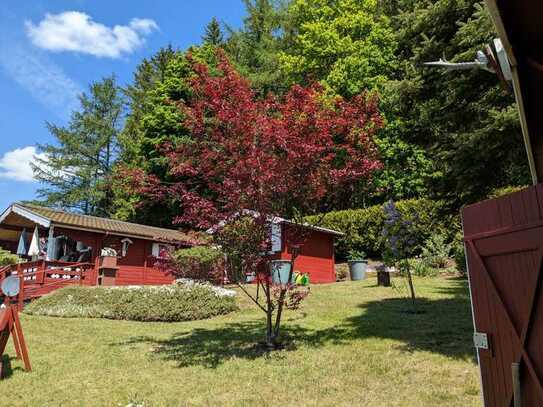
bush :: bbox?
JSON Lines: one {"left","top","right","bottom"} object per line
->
{"left": 0, "top": 247, "right": 19, "bottom": 266}
{"left": 487, "top": 185, "right": 528, "bottom": 199}
{"left": 169, "top": 246, "right": 224, "bottom": 283}
{"left": 420, "top": 234, "right": 452, "bottom": 269}
{"left": 306, "top": 199, "right": 447, "bottom": 260}
{"left": 25, "top": 282, "right": 238, "bottom": 322}
{"left": 452, "top": 232, "right": 467, "bottom": 276}
{"left": 408, "top": 258, "right": 439, "bottom": 277}
{"left": 335, "top": 265, "right": 348, "bottom": 281}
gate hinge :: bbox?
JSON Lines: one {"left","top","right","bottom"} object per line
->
{"left": 473, "top": 332, "right": 489, "bottom": 349}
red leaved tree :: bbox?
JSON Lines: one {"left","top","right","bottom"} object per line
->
{"left": 130, "top": 51, "right": 383, "bottom": 347}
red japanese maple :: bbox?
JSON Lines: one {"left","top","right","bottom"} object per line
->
{"left": 132, "top": 51, "right": 383, "bottom": 346}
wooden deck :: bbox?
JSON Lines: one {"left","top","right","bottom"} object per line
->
{"left": 0, "top": 258, "right": 177, "bottom": 304}
{"left": 0, "top": 260, "right": 96, "bottom": 302}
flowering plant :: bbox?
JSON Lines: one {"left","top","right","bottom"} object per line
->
{"left": 382, "top": 200, "right": 418, "bottom": 307}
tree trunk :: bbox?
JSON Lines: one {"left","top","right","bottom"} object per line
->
{"left": 272, "top": 253, "right": 297, "bottom": 342}
{"left": 404, "top": 260, "right": 416, "bottom": 309}
{"left": 265, "top": 278, "right": 274, "bottom": 347}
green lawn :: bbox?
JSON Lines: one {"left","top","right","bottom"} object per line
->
{"left": 1, "top": 277, "right": 480, "bottom": 406}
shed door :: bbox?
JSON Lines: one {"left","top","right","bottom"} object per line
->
{"left": 466, "top": 226, "right": 543, "bottom": 406}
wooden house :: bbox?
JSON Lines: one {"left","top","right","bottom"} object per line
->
{"left": 0, "top": 203, "right": 193, "bottom": 299}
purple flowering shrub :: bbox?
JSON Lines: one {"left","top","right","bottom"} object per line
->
{"left": 382, "top": 200, "right": 419, "bottom": 307}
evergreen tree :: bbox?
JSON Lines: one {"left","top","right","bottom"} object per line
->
{"left": 33, "top": 76, "right": 124, "bottom": 216}
{"left": 381, "top": 0, "right": 530, "bottom": 206}
{"left": 202, "top": 17, "right": 224, "bottom": 45}
{"left": 224, "top": 0, "right": 287, "bottom": 94}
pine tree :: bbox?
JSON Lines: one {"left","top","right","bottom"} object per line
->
{"left": 224, "top": 0, "right": 287, "bottom": 94}
{"left": 32, "top": 76, "right": 124, "bottom": 216}
{"left": 202, "top": 17, "right": 223, "bottom": 45}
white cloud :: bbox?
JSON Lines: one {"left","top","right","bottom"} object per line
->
{"left": 0, "top": 146, "right": 46, "bottom": 182}
{"left": 25, "top": 11, "right": 159, "bottom": 58}
{"left": 0, "top": 44, "right": 81, "bottom": 116}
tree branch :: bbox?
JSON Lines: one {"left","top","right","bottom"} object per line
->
{"left": 236, "top": 282, "right": 267, "bottom": 313}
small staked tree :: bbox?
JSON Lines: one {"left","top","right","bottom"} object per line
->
{"left": 382, "top": 200, "right": 418, "bottom": 309}
{"left": 127, "top": 51, "right": 383, "bottom": 347}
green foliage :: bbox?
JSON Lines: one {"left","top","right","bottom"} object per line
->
{"left": 408, "top": 258, "right": 439, "bottom": 277}
{"left": 306, "top": 198, "right": 445, "bottom": 260}
{"left": 381, "top": 0, "right": 530, "bottom": 205}
{"left": 347, "top": 249, "right": 366, "bottom": 261}
{"left": 113, "top": 47, "right": 193, "bottom": 225}
{"left": 25, "top": 284, "right": 237, "bottom": 322}
{"left": 174, "top": 246, "right": 223, "bottom": 267}
{"left": 335, "top": 265, "right": 348, "bottom": 281}
{"left": 171, "top": 246, "right": 224, "bottom": 282}
{"left": 421, "top": 234, "right": 452, "bottom": 269}
{"left": 202, "top": 17, "right": 224, "bottom": 45}
{"left": 487, "top": 185, "right": 528, "bottom": 199}
{"left": 225, "top": 0, "right": 288, "bottom": 94}
{"left": 368, "top": 132, "right": 437, "bottom": 203}
{"left": 0, "top": 247, "right": 18, "bottom": 266}
{"left": 280, "top": 0, "right": 397, "bottom": 96}
{"left": 33, "top": 76, "right": 124, "bottom": 215}
{"left": 452, "top": 232, "right": 467, "bottom": 276}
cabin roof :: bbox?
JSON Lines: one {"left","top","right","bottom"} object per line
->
{"left": 1, "top": 203, "right": 193, "bottom": 245}
{"left": 208, "top": 209, "right": 344, "bottom": 236}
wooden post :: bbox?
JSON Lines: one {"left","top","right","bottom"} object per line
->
{"left": 18, "top": 274, "right": 24, "bottom": 311}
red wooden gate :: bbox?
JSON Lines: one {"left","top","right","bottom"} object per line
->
{"left": 463, "top": 184, "right": 543, "bottom": 406}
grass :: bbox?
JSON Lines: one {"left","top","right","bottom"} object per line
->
{"left": 0, "top": 276, "right": 480, "bottom": 406}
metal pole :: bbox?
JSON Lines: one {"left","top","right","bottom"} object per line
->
{"left": 512, "top": 362, "right": 522, "bottom": 407}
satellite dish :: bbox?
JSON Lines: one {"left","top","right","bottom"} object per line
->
{"left": 1, "top": 276, "right": 20, "bottom": 297}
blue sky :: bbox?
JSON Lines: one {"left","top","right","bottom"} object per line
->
{"left": 0, "top": 0, "right": 245, "bottom": 211}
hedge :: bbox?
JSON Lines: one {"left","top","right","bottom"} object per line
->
{"left": 25, "top": 282, "right": 238, "bottom": 322}
{"left": 306, "top": 199, "right": 449, "bottom": 260}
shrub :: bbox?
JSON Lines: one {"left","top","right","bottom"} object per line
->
{"left": 0, "top": 247, "right": 19, "bottom": 266}
{"left": 169, "top": 246, "right": 224, "bottom": 283}
{"left": 420, "top": 234, "right": 452, "bottom": 269}
{"left": 408, "top": 258, "right": 439, "bottom": 277}
{"left": 452, "top": 232, "right": 467, "bottom": 276}
{"left": 306, "top": 199, "right": 446, "bottom": 260}
{"left": 335, "top": 265, "right": 348, "bottom": 281}
{"left": 487, "top": 185, "right": 528, "bottom": 199}
{"left": 25, "top": 282, "right": 238, "bottom": 322}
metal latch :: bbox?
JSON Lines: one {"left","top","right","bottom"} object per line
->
{"left": 473, "top": 332, "right": 489, "bottom": 349}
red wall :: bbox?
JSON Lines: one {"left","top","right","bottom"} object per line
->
{"left": 54, "top": 227, "right": 175, "bottom": 286}
{"left": 280, "top": 226, "right": 336, "bottom": 283}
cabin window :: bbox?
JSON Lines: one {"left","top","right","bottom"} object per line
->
{"left": 152, "top": 243, "right": 173, "bottom": 258}
{"left": 121, "top": 238, "right": 133, "bottom": 257}
{"left": 270, "top": 223, "right": 282, "bottom": 253}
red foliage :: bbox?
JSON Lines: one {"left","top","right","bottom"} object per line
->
{"left": 128, "top": 50, "right": 383, "bottom": 230}
{"left": 120, "top": 50, "right": 384, "bottom": 345}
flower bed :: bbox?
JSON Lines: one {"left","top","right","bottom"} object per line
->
{"left": 24, "top": 282, "right": 238, "bottom": 322}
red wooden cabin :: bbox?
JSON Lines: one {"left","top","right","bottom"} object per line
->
{"left": 267, "top": 218, "right": 343, "bottom": 283}
{"left": 0, "top": 203, "right": 193, "bottom": 300}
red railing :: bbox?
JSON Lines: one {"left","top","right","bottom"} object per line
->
{"left": 1, "top": 260, "right": 96, "bottom": 300}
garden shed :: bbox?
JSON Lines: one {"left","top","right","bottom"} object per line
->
{"left": 267, "top": 217, "right": 343, "bottom": 283}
